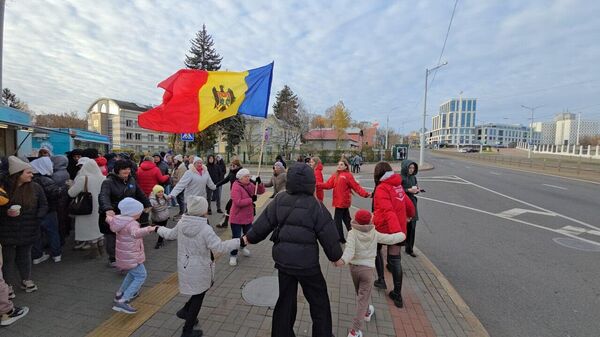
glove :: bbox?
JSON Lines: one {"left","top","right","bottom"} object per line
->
{"left": 255, "top": 176, "right": 261, "bottom": 184}
{"left": 251, "top": 195, "right": 258, "bottom": 202}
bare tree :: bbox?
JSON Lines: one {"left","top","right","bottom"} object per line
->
{"left": 34, "top": 111, "right": 87, "bottom": 129}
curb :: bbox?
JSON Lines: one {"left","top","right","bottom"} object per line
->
{"left": 415, "top": 247, "right": 490, "bottom": 337}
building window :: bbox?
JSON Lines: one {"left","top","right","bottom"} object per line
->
{"left": 126, "top": 132, "right": 133, "bottom": 140}
{"left": 126, "top": 120, "right": 133, "bottom": 127}
{"left": 158, "top": 135, "right": 164, "bottom": 142}
{"left": 148, "top": 134, "right": 154, "bottom": 142}
{"left": 450, "top": 101, "right": 455, "bottom": 112}
{"left": 135, "top": 133, "right": 141, "bottom": 140}
{"left": 467, "top": 100, "right": 472, "bottom": 111}
{"left": 472, "top": 100, "right": 476, "bottom": 111}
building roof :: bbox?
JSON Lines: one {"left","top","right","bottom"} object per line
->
{"left": 303, "top": 129, "right": 357, "bottom": 142}
{"left": 111, "top": 99, "right": 153, "bottom": 112}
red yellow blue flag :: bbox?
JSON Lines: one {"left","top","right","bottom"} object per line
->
{"left": 139, "top": 63, "right": 273, "bottom": 133}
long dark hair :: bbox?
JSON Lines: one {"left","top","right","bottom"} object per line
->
{"left": 373, "top": 161, "right": 393, "bottom": 186}
{"left": 8, "top": 172, "right": 37, "bottom": 209}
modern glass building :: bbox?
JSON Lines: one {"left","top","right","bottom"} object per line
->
{"left": 429, "top": 98, "right": 477, "bottom": 146}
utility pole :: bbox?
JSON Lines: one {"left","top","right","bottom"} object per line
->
{"left": 576, "top": 112, "right": 581, "bottom": 145}
{"left": 420, "top": 61, "right": 448, "bottom": 167}
{"left": 456, "top": 91, "right": 463, "bottom": 152}
{"left": 0, "top": 0, "right": 5, "bottom": 97}
{"left": 385, "top": 115, "right": 389, "bottom": 151}
{"left": 521, "top": 104, "right": 543, "bottom": 159}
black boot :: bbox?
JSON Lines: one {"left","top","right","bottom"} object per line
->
{"left": 374, "top": 245, "right": 385, "bottom": 288}
{"left": 374, "top": 278, "right": 387, "bottom": 289}
{"left": 181, "top": 329, "right": 203, "bottom": 337}
{"left": 387, "top": 254, "right": 403, "bottom": 308}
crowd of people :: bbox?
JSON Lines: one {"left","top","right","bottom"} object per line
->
{"left": 0, "top": 148, "right": 423, "bottom": 337}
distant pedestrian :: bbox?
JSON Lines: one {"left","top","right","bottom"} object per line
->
{"left": 214, "top": 159, "right": 242, "bottom": 228}
{"left": 205, "top": 155, "right": 222, "bottom": 214}
{"left": 275, "top": 154, "right": 287, "bottom": 169}
{"left": 171, "top": 155, "right": 188, "bottom": 216}
{"left": 157, "top": 196, "right": 242, "bottom": 337}
{"left": 137, "top": 156, "right": 170, "bottom": 197}
{"left": 338, "top": 209, "right": 406, "bottom": 337}
{"left": 318, "top": 159, "right": 370, "bottom": 243}
{"left": 264, "top": 162, "right": 287, "bottom": 198}
{"left": 107, "top": 198, "right": 157, "bottom": 314}
{"left": 243, "top": 163, "right": 342, "bottom": 337}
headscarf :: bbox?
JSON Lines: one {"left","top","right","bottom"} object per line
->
{"left": 30, "top": 156, "right": 54, "bottom": 176}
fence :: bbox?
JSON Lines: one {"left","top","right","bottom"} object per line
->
{"left": 516, "top": 142, "right": 600, "bottom": 159}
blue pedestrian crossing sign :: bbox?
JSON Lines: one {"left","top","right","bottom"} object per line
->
{"left": 181, "top": 133, "right": 195, "bottom": 142}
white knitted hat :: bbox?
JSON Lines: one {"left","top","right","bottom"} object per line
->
{"left": 8, "top": 156, "right": 32, "bottom": 175}
{"left": 118, "top": 197, "right": 144, "bottom": 217}
{"left": 236, "top": 168, "right": 251, "bottom": 179}
{"left": 187, "top": 196, "right": 208, "bottom": 216}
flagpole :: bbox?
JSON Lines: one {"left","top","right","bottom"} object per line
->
{"left": 255, "top": 119, "right": 269, "bottom": 194}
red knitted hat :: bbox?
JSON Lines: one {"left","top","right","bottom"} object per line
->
{"left": 354, "top": 209, "right": 372, "bottom": 225}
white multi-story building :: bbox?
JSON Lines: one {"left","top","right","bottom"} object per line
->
{"left": 553, "top": 112, "right": 600, "bottom": 146}
{"left": 87, "top": 98, "right": 169, "bottom": 153}
{"left": 531, "top": 121, "right": 556, "bottom": 145}
{"left": 475, "top": 123, "right": 540, "bottom": 147}
{"left": 429, "top": 98, "right": 477, "bottom": 146}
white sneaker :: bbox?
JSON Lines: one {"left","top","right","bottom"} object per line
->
{"left": 33, "top": 253, "right": 50, "bottom": 265}
{"left": 364, "top": 304, "right": 375, "bottom": 322}
{"left": 52, "top": 255, "right": 62, "bottom": 263}
{"left": 347, "top": 329, "right": 363, "bottom": 337}
{"left": 242, "top": 247, "right": 251, "bottom": 257}
{"left": 229, "top": 256, "right": 237, "bottom": 266}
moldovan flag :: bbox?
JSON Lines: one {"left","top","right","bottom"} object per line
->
{"left": 139, "top": 62, "right": 273, "bottom": 133}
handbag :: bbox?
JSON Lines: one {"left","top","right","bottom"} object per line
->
{"left": 69, "top": 176, "right": 93, "bottom": 215}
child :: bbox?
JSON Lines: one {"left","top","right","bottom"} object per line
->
{"left": 157, "top": 196, "right": 242, "bottom": 337}
{"left": 106, "top": 197, "right": 156, "bottom": 314}
{"left": 150, "top": 185, "right": 170, "bottom": 249}
{"left": 338, "top": 209, "right": 406, "bottom": 337}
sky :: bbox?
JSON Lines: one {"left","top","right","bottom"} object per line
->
{"left": 4, "top": 0, "right": 600, "bottom": 133}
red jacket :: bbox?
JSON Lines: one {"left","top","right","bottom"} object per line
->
{"left": 373, "top": 172, "right": 415, "bottom": 235}
{"left": 319, "top": 170, "right": 369, "bottom": 208}
{"left": 136, "top": 161, "right": 169, "bottom": 196}
{"left": 314, "top": 163, "right": 324, "bottom": 201}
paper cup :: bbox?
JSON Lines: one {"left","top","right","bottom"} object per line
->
{"left": 9, "top": 205, "right": 21, "bottom": 216}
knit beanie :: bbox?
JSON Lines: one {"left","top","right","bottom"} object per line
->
{"left": 8, "top": 156, "right": 32, "bottom": 175}
{"left": 236, "top": 168, "right": 251, "bottom": 180}
{"left": 174, "top": 154, "right": 183, "bottom": 162}
{"left": 118, "top": 197, "right": 144, "bottom": 217}
{"left": 186, "top": 196, "right": 208, "bottom": 216}
{"left": 354, "top": 209, "right": 372, "bottom": 225}
{"left": 152, "top": 185, "right": 164, "bottom": 194}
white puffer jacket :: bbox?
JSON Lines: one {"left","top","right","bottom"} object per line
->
{"left": 157, "top": 215, "right": 240, "bottom": 295}
{"left": 341, "top": 220, "right": 406, "bottom": 268}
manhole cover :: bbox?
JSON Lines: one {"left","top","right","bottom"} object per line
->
{"left": 553, "top": 237, "right": 600, "bottom": 252}
{"left": 242, "top": 276, "right": 279, "bottom": 307}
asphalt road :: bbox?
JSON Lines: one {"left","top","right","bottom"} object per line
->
{"left": 338, "top": 153, "right": 600, "bottom": 337}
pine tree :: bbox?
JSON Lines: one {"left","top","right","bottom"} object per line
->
{"left": 273, "top": 85, "right": 301, "bottom": 159}
{"left": 184, "top": 24, "right": 223, "bottom": 71}
{"left": 2, "top": 88, "right": 29, "bottom": 111}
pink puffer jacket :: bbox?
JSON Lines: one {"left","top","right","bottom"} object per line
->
{"left": 230, "top": 180, "right": 265, "bottom": 225}
{"left": 107, "top": 215, "right": 154, "bottom": 270}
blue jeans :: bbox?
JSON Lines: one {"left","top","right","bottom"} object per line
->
{"left": 118, "top": 263, "right": 147, "bottom": 301}
{"left": 32, "top": 211, "right": 62, "bottom": 258}
{"left": 230, "top": 223, "right": 251, "bottom": 256}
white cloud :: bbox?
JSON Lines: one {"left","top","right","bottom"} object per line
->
{"left": 3, "top": 0, "right": 600, "bottom": 133}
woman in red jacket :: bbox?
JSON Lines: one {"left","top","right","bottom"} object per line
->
{"left": 136, "top": 156, "right": 170, "bottom": 197}
{"left": 372, "top": 162, "right": 415, "bottom": 308}
{"left": 309, "top": 156, "right": 324, "bottom": 202}
{"left": 318, "top": 158, "right": 370, "bottom": 243}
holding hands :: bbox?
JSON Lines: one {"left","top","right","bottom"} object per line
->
{"left": 333, "top": 259, "right": 345, "bottom": 267}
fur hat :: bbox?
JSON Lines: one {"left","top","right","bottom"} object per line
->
{"left": 174, "top": 154, "right": 183, "bottom": 162}
{"left": 118, "top": 197, "right": 144, "bottom": 217}
{"left": 236, "top": 168, "right": 251, "bottom": 180}
{"left": 354, "top": 209, "right": 372, "bottom": 225}
{"left": 8, "top": 156, "right": 32, "bottom": 175}
{"left": 152, "top": 185, "right": 164, "bottom": 194}
{"left": 186, "top": 196, "right": 208, "bottom": 216}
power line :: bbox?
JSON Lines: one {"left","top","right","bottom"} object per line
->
{"left": 428, "top": 0, "right": 459, "bottom": 89}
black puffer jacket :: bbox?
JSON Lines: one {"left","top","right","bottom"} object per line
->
{"left": 98, "top": 173, "right": 150, "bottom": 234}
{"left": 32, "top": 174, "right": 63, "bottom": 212}
{"left": 0, "top": 182, "right": 48, "bottom": 246}
{"left": 215, "top": 167, "right": 241, "bottom": 189}
{"left": 247, "top": 163, "right": 342, "bottom": 275}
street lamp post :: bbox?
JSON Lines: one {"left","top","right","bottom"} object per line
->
{"left": 420, "top": 61, "right": 448, "bottom": 167}
{"left": 521, "top": 104, "right": 543, "bottom": 159}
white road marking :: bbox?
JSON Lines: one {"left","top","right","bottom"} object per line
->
{"left": 459, "top": 177, "right": 600, "bottom": 232}
{"left": 489, "top": 171, "right": 501, "bottom": 175}
{"left": 556, "top": 226, "right": 587, "bottom": 235}
{"left": 465, "top": 166, "right": 471, "bottom": 169}
{"left": 496, "top": 208, "right": 556, "bottom": 218}
{"left": 542, "top": 184, "right": 567, "bottom": 190}
{"left": 419, "top": 195, "right": 600, "bottom": 247}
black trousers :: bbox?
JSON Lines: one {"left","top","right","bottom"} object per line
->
{"left": 375, "top": 243, "right": 385, "bottom": 281}
{"left": 334, "top": 208, "right": 352, "bottom": 243}
{"left": 405, "top": 219, "right": 417, "bottom": 253}
{"left": 182, "top": 292, "right": 206, "bottom": 332}
{"left": 273, "top": 269, "right": 333, "bottom": 337}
